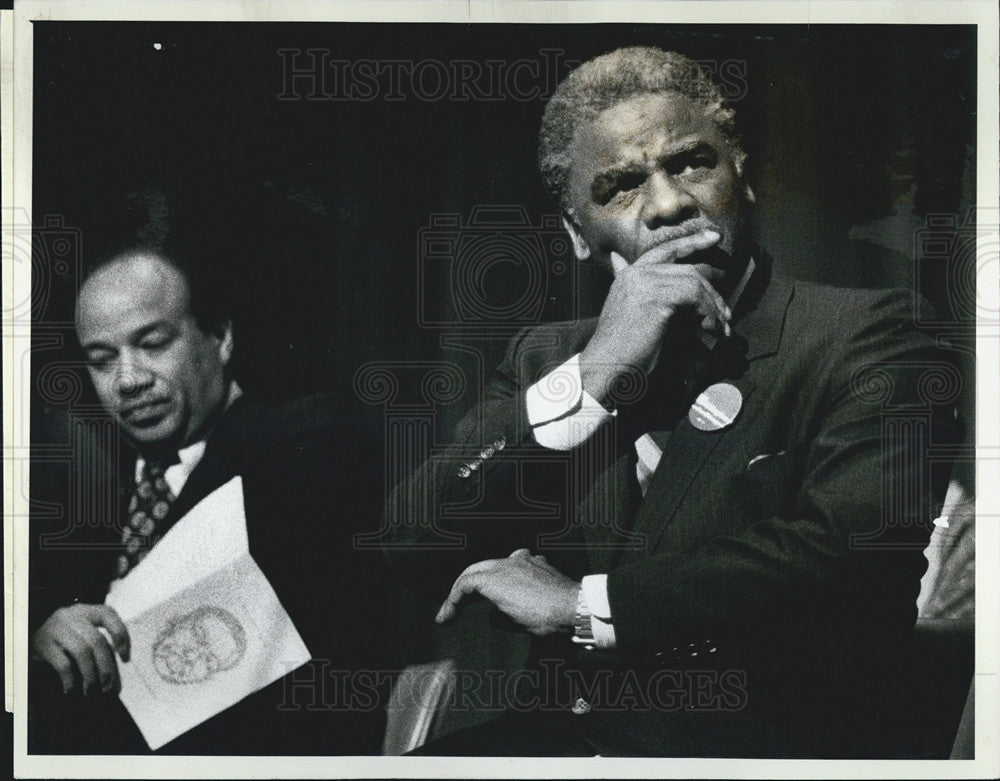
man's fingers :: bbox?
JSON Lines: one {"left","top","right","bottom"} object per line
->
{"left": 436, "top": 558, "right": 499, "bottom": 622}
{"left": 684, "top": 267, "right": 730, "bottom": 326}
{"left": 32, "top": 603, "right": 128, "bottom": 694}
{"left": 610, "top": 251, "right": 629, "bottom": 276}
{"left": 59, "top": 630, "right": 100, "bottom": 695}
{"left": 531, "top": 554, "right": 561, "bottom": 575}
{"left": 435, "top": 571, "right": 485, "bottom": 624}
{"left": 82, "top": 627, "right": 119, "bottom": 694}
{"left": 38, "top": 645, "right": 77, "bottom": 694}
{"left": 694, "top": 294, "right": 730, "bottom": 336}
{"left": 32, "top": 616, "right": 79, "bottom": 692}
{"left": 510, "top": 548, "right": 558, "bottom": 572}
{"left": 458, "top": 558, "right": 501, "bottom": 578}
{"left": 701, "top": 312, "right": 723, "bottom": 334}
{"left": 71, "top": 623, "right": 117, "bottom": 694}
{"left": 512, "top": 548, "right": 557, "bottom": 571}
{"left": 653, "top": 269, "right": 730, "bottom": 334}
{"left": 633, "top": 228, "right": 720, "bottom": 267}
{"left": 536, "top": 562, "right": 565, "bottom": 581}
{"left": 87, "top": 605, "right": 130, "bottom": 662}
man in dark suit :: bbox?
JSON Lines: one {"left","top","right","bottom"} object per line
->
{"left": 29, "top": 242, "right": 396, "bottom": 754}
{"left": 385, "top": 46, "right": 956, "bottom": 757}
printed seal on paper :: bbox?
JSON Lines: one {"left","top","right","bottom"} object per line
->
{"left": 152, "top": 605, "right": 248, "bottom": 684}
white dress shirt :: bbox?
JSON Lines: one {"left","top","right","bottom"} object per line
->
{"left": 524, "top": 260, "right": 756, "bottom": 648}
{"left": 133, "top": 440, "right": 207, "bottom": 498}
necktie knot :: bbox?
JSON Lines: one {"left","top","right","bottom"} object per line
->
{"left": 143, "top": 449, "right": 181, "bottom": 475}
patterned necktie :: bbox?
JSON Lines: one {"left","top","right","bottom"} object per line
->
{"left": 114, "top": 457, "right": 178, "bottom": 579}
{"left": 628, "top": 336, "right": 709, "bottom": 496}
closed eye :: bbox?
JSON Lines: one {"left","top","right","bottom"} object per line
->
{"left": 136, "top": 326, "right": 177, "bottom": 351}
{"left": 139, "top": 334, "right": 173, "bottom": 350}
{"left": 84, "top": 352, "right": 115, "bottom": 371}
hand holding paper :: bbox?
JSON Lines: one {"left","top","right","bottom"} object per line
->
{"left": 31, "top": 603, "right": 130, "bottom": 695}
{"left": 104, "top": 477, "right": 311, "bottom": 750}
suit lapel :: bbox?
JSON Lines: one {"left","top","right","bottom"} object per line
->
{"left": 167, "top": 446, "right": 233, "bottom": 521}
{"left": 164, "top": 397, "right": 256, "bottom": 522}
{"left": 630, "top": 376, "right": 757, "bottom": 554}
{"left": 577, "top": 444, "right": 644, "bottom": 572}
{"left": 625, "top": 265, "right": 794, "bottom": 556}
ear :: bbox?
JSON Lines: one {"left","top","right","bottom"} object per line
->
{"left": 215, "top": 319, "right": 234, "bottom": 366}
{"left": 734, "top": 154, "right": 756, "bottom": 204}
{"left": 561, "top": 214, "right": 591, "bottom": 261}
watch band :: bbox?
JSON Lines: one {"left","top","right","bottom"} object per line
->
{"left": 571, "top": 585, "right": 595, "bottom": 646}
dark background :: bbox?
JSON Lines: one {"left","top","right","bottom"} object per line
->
{"left": 28, "top": 22, "right": 977, "bottom": 739}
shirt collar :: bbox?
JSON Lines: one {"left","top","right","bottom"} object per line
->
{"left": 133, "top": 441, "right": 205, "bottom": 496}
{"left": 134, "top": 380, "right": 243, "bottom": 494}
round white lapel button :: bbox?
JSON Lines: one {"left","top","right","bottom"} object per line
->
{"left": 689, "top": 382, "right": 743, "bottom": 431}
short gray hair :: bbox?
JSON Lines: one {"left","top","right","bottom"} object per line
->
{"left": 538, "top": 46, "right": 746, "bottom": 212}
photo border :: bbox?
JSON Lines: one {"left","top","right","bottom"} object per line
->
{"left": 4, "top": 1, "right": 998, "bottom": 777}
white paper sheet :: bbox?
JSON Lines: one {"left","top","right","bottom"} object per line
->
{"left": 106, "top": 476, "right": 250, "bottom": 620}
{"left": 104, "top": 477, "right": 311, "bottom": 750}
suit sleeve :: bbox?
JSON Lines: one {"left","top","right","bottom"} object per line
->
{"left": 607, "top": 291, "right": 957, "bottom": 659}
{"left": 383, "top": 328, "right": 592, "bottom": 596}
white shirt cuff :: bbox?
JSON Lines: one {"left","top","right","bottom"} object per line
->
{"left": 526, "top": 354, "right": 615, "bottom": 451}
{"left": 582, "top": 574, "right": 616, "bottom": 649}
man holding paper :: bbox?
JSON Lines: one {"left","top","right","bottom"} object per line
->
{"left": 29, "top": 233, "right": 396, "bottom": 754}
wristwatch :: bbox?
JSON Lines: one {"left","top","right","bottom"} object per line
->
{"left": 571, "top": 585, "right": 595, "bottom": 646}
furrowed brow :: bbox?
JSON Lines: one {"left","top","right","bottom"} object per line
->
{"left": 590, "top": 161, "right": 646, "bottom": 201}
{"left": 658, "top": 140, "right": 715, "bottom": 166}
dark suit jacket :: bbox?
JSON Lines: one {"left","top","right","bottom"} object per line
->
{"left": 29, "top": 393, "right": 398, "bottom": 755}
{"left": 385, "top": 261, "right": 957, "bottom": 756}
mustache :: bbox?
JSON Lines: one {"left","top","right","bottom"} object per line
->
{"left": 637, "top": 217, "right": 723, "bottom": 257}
{"left": 120, "top": 396, "right": 170, "bottom": 415}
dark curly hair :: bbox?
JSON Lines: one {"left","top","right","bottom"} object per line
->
{"left": 538, "top": 47, "right": 747, "bottom": 213}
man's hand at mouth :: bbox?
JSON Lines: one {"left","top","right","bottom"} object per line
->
{"left": 581, "top": 227, "right": 731, "bottom": 406}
